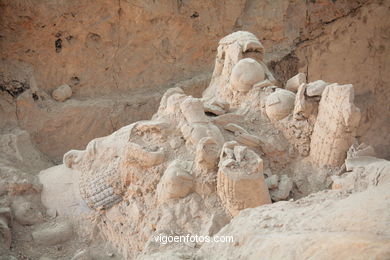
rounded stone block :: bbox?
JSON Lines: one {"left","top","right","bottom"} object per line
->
{"left": 230, "top": 58, "right": 265, "bottom": 92}
{"left": 265, "top": 89, "right": 296, "bottom": 121}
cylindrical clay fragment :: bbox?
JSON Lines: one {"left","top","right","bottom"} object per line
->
{"left": 217, "top": 141, "right": 271, "bottom": 216}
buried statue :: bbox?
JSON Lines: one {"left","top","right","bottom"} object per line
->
{"left": 30, "top": 31, "right": 390, "bottom": 259}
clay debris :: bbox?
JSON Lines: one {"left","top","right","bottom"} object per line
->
{"left": 1, "top": 30, "right": 389, "bottom": 260}
{"left": 36, "top": 31, "right": 369, "bottom": 259}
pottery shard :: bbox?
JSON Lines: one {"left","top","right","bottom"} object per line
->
{"left": 211, "top": 113, "right": 242, "bottom": 126}
{"left": 265, "top": 88, "right": 296, "bottom": 121}
{"left": 230, "top": 58, "right": 265, "bottom": 92}
{"left": 204, "top": 99, "right": 229, "bottom": 116}
{"left": 224, "top": 123, "right": 248, "bottom": 135}
{"left": 224, "top": 122, "right": 277, "bottom": 152}
{"left": 293, "top": 83, "right": 314, "bottom": 120}
{"left": 157, "top": 160, "right": 194, "bottom": 203}
{"left": 285, "top": 73, "right": 306, "bottom": 93}
{"left": 125, "top": 142, "right": 166, "bottom": 167}
{"left": 347, "top": 142, "right": 376, "bottom": 159}
{"left": 203, "top": 103, "right": 225, "bottom": 116}
{"left": 306, "top": 80, "right": 328, "bottom": 97}
{"left": 253, "top": 79, "right": 273, "bottom": 89}
{"left": 134, "top": 120, "right": 169, "bottom": 134}
{"left": 332, "top": 160, "right": 390, "bottom": 192}
{"left": 345, "top": 156, "right": 384, "bottom": 172}
{"left": 32, "top": 221, "right": 73, "bottom": 246}
{"left": 345, "top": 142, "right": 377, "bottom": 172}
{"left": 310, "top": 84, "right": 361, "bottom": 167}
{"left": 235, "top": 133, "right": 261, "bottom": 147}
{"left": 195, "top": 137, "right": 221, "bottom": 171}
{"left": 52, "top": 84, "right": 72, "bottom": 102}
{"left": 217, "top": 141, "right": 271, "bottom": 216}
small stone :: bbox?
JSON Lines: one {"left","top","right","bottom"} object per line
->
{"left": 234, "top": 145, "right": 247, "bottom": 163}
{"left": 169, "top": 137, "right": 183, "bottom": 149}
{"left": 270, "top": 175, "right": 293, "bottom": 201}
{"left": 285, "top": 73, "right": 306, "bottom": 92}
{"left": 52, "top": 84, "right": 72, "bottom": 102}
{"left": 306, "top": 80, "right": 328, "bottom": 96}
{"left": 265, "top": 175, "right": 279, "bottom": 190}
